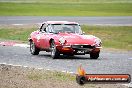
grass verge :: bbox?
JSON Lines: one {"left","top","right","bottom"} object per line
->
{"left": 28, "top": 70, "right": 75, "bottom": 81}
{"left": 0, "top": 25, "right": 132, "bottom": 50}
{"left": 0, "top": 64, "right": 126, "bottom": 88}
{"left": 82, "top": 26, "right": 132, "bottom": 50}
{"left": 0, "top": 2, "right": 132, "bottom": 16}
{"left": 0, "top": 64, "right": 78, "bottom": 88}
{"left": 1, "top": 0, "right": 132, "bottom": 3}
{"left": 0, "top": 26, "right": 36, "bottom": 42}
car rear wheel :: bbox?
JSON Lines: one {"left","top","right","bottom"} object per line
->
{"left": 30, "top": 41, "right": 40, "bottom": 55}
{"left": 90, "top": 51, "right": 100, "bottom": 59}
{"left": 50, "top": 41, "right": 60, "bottom": 59}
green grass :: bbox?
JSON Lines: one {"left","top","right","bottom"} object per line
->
{"left": 0, "top": 27, "right": 36, "bottom": 41}
{"left": 28, "top": 70, "right": 75, "bottom": 81}
{"left": 82, "top": 26, "right": 132, "bottom": 50}
{"left": 1, "top": 0, "right": 132, "bottom": 3}
{"left": 0, "top": 26, "right": 132, "bottom": 50}
{"left": 0, "top": 2, "right": 132, "bottom": 16}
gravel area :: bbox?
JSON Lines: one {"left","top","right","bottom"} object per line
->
{"left": 0, "top": 64, "right": 128, "bottom": 88}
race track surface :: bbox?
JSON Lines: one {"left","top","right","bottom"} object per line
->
{"left": 0, "top": 16, "right": 132, "bottom": 26}
{"left": 0, "top": 45, "right": 132, "bottom": 75}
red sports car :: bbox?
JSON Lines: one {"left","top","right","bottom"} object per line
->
{"left": 29, "top": 21, "right": 102, "bottom": 59}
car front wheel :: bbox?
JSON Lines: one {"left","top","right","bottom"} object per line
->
{"left": 30, "top": 41, "right": 40, "bottom": 55}
{"left": 50, "top": 41, "right": 60, "bottom": 59}
{"left": 90, "top": 51, "right": 100, "bottom": 59}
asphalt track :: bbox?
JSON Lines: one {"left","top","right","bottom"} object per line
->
{"left": 0, "top": 16, "right": 132, "bottom": 87}
{"left": 0, "top": 43, "right": 132, "bottom": 87}
{"left": 0, "top": 45, "right": 132, "bottom": 75}
{"left": 0, "top": 16, "right": 132, "bottom": 26}
{"left": 0, "top": 16, "right": 132, "bottom": 74}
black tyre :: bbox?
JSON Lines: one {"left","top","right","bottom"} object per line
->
{"left": 90, "top": 51, "right": 100, "bottom": 59}
{"left": 30, "top": 41, "right": 40, "bottom": 55}
{"left": 50, "top": 41, "right": 60, "bottom": 59}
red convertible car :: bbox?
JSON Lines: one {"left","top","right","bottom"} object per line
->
{"left": 29, "top": 21, "right": 102, "bottom": 59}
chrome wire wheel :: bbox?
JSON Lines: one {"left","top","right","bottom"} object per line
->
{"left": 30, "top": 41, "right": 35, "bottom": 53}
{"left": 50, "top": 41, "right": 60, "bottom": 59}
{"left": 51, "top": 42, "right": 56, "bottom": 57}
{"left": 30, "top": 41, "right": 40, "bottom": 55}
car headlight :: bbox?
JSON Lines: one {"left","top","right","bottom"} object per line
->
{"left": 94, "top": 38, "right": 102, "bottom": 46}
{"left": 59, "top": 37, "right": 66, "bottom": 45}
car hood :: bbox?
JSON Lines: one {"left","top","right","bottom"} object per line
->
{"left": 57, "top": 33, "right": 98, "bottom": 45}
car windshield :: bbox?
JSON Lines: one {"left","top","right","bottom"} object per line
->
{"left": 48, "top": 24, "right": 82, "bottom": 34}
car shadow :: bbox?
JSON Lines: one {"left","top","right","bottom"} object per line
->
{"left": 58, "top": 55, "right": 101, "bottom": 60}
{"left": 37, "top": 53, "right": 101, "bottom": 60}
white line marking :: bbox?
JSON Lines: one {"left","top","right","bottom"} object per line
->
{"left": 0, "top": 63, "right": 7, "bottom": 65}
{"left": 13, "top": 44, "right": 30, "bottom": 48}
{"left": 12, "top": 24, "right": 24, "bottom": 26}
{"left": 128, "top": 58, "right": 132, "bottom": 60}
{"left": 0, "top": 63, "right": 75, "bottom": 75}
{"left": 0, "top": 42, "right": 4, "bottom": 44}
{"left": 12, "top": 65, "right": 22, "bottom": 67}
{"left": 62, "top": 70, "right": 67, "bottom": 73}
{"left": 46, "top": 69, "right": 50, "bottom": 71}
{"left": 68, "top": 72, "right": 75, "bottom": 74}
{"left": 91, "top": 24, "right": 132, "bottom": 26}
{"left": 36, "top": 23, "right": 42, "bottom": 26}
{"left": 122, "top": 82, "right": 132, "bottom": 88}
{"left": 23, "top": 66, "right": 28, "bottom": 68}
{"left": 8, "top": 64, "right": 13, "bottom": 66}
{"left": 61, "top": 70, "right": 75, "bottom": 74}
{"left": 37, "top": 68, "right": 43, "bottom": 70}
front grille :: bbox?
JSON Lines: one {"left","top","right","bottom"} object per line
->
{"left": 71, "top": 45, "right": 95, "bottom": 49}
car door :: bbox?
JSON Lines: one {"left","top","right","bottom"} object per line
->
{"left": 39, "top": 23, "right": 50, "bottom": 49}
{"left": 33, "top": 24, "right": 44, "bottom": 48}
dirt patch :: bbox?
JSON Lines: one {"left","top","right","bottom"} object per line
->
{"left": 0, "top": 64, "right": 128, "bottom": 88}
